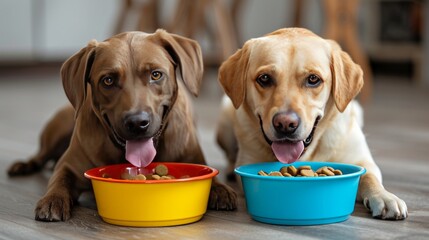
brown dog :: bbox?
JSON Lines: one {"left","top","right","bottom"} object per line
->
{"left": 216, "top": 28, "right": 407, "bottom": 220}
{"left": 8, "top": 30, "right": 236, "bottom": 221}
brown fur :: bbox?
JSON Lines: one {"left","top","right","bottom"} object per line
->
{"left": 8, "top": 30, "right": 237, "bottom": 221}
{"left": 217, "top": 28, "right": 407, "bottom": 220}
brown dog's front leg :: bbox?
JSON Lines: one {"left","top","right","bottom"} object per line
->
{"left": 208, "top": 177, "right": 238, "bottom": 211}
{"left": 35, "top": 167, "right": 79, "bottom": 221}
{"left": 8, "top": 105, "right": 74, "bottom": 176}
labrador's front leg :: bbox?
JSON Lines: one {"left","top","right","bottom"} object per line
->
{"left": 358, "top": 172, "right": 408, "bottom": 220}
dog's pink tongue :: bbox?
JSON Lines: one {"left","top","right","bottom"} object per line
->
{"left": 271, "top": 141, "right": 304, "bottom": 164}
{"left": 125, "top": 138, "right": 156, "bottom": 167}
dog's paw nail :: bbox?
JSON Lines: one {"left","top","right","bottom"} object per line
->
{"left": 363, "top": 197, "right": 370, "bottom": 210}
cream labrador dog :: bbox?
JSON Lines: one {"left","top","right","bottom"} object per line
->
{"left": 216, "top": 28, "right": 407, "bottom": 220}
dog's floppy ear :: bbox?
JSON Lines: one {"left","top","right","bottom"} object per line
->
{"left": 218, "top": 44, "right": 250, "bottom": 109}
{"left": 61, "top": 40, "right": 97, "bottom": 118}
{"left": 329, "top": 40, "right": 364, "bottom": 112}
{"left": 155, "top": 29, "right": 203, "bottom": 97}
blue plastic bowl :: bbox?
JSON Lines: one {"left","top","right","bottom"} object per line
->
{"left": 235, "top": 162, "right": 366, "bottom": 226}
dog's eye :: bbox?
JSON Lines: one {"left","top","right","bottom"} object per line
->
{"left": 151, "top": 71, "right": 163, "bottom": 81}
{"left": 102, "top": 76, "right": 115, "bottom": 88}
{"left": 306, "top": 74, "right": 322, "bottom": 87}
{"left": 256, "top": 74, "right": 274, "bottom": 88}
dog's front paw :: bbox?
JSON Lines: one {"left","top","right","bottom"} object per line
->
{"left": 35, "top": 192, "right": 73, "bottom": 221}
{"left": 7, "top": 161, "right": 40, "bottom": 176}
{"left": 363, "top": 190, "right": 408, "bottom": 220}
{"left": 208, "top": 182, "right": 237, "bottom": 211}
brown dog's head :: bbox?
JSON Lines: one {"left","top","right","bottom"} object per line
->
{"left": 60, "top": 29, "right": 203, "bottom": 166}
{"left": 218, "top": 28, "right": 363, "bottom": 163}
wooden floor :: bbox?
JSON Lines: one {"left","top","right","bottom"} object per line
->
{"left": 0, "top": 65, "right": 428, "bottom": 239}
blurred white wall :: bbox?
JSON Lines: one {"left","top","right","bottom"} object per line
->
{"left": 0, "top": 0, "right": 120, "bottom": 62}
{"left": 1, "top": 0, "right": 427, "bottom": 86}
{"left": 0, "top": 0, "right": 323, "bottom": 62}
{"left": 0, "top": 0, "right": 34, "bottom": 61}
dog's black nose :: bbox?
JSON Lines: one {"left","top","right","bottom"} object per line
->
{"left": 124, "top": 112, "right": 151, "bottom": 134}
{"left": 272, "top": 111, "right": 300, "bottom": 136}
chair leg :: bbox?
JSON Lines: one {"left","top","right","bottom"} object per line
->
{"left": 113, "top": 0, "right": 132, "bottom": 34}
{"left": 137, "top": 0, "right": 160, "bottom": 32}
{"left": 212, "top": 0, "right": 239, "bottom": 61}
{"left": 323, "top": 0, "right": 373, "bottom": 104}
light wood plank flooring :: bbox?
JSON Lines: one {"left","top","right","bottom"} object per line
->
{"left": 0, "top": 65, "right": 428, "bottom": 239}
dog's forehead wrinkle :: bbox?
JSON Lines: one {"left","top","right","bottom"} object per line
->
{"left": 127, "top": 34, "right": 141, "bottom": 71}
{"left": 272, "top": 88, "right": 293, "bottom": 109}
{"left": 128, "top": 34, "right": 159, "bottom": 70}
{"left": 128, "top": 41, "right": 172, "bottom": 72}
{"left": 250, "top": 40, "right": 313, "bottom": 72}
{"left": 95, "top": 43, "right": 132, "bottom": 70}
{"left": 125, "top": 84, "right": 154, "bottom": 112}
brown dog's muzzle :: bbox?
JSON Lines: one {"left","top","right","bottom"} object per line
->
{"left": 123, "top": 111, "right": 151, "bottom": 138}
{"left": 102, "top": 110, "right": 156, "bottom": 149}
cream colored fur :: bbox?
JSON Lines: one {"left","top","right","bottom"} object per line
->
{"left": 217, "top": 28, "right": 407, "bottom": 220}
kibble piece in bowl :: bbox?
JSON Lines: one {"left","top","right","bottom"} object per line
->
{"left": 154, "top": 164, "right": 169, "bottom": 176}
{"left": 259, "top": 165, "right": 343, "bottom": 177}
{"left": 104, "top": 164, "right": 178, "bottom": 180}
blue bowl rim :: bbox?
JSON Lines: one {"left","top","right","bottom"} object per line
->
{"left": 234, "top": 161, "right": 366, "bottom": 181}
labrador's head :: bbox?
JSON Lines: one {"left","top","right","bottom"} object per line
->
{"left": 218, "top": 28, "right": 363, "bottom": 163}
{"left": 61, "top": 30, "right": 203, "bottom": 166}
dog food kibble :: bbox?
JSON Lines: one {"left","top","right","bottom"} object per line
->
{"left": 120, "top": 172, "right": 135, "bottom": 180}
{"left": 298, "top": 165, "right": 312, "bottom": 170}
{"left": 154, "top": 164, "right": 169, "bottom": 176}
{"left": 268, "top": 171, "right": 283, "bottom": 177}
{"left": 280, "top": 166, "right": 299, "bottom": 176}
{"left": 135, "top": 174, "right": 147, "bottom": 180}
{"left": 151, "top": 174, "right": 161, "bottom": 180}
{"left": 258, "top": 165, "right": 343, "bottom": 177}
{"left": 102, "top": 173, "right": 111, "bottom": 178}
{"left": 300, "top": 169, "right": 315, "bottom": 177}
{"left": 112, "top": 164, "right": 182, "bottom": 181}
{"left": 321, "top": 167, "right": 335, "bottom": 176}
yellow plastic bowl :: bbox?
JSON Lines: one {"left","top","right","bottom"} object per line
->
{"left": 84, "top": 162, "right": 218, "bottom": 227}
